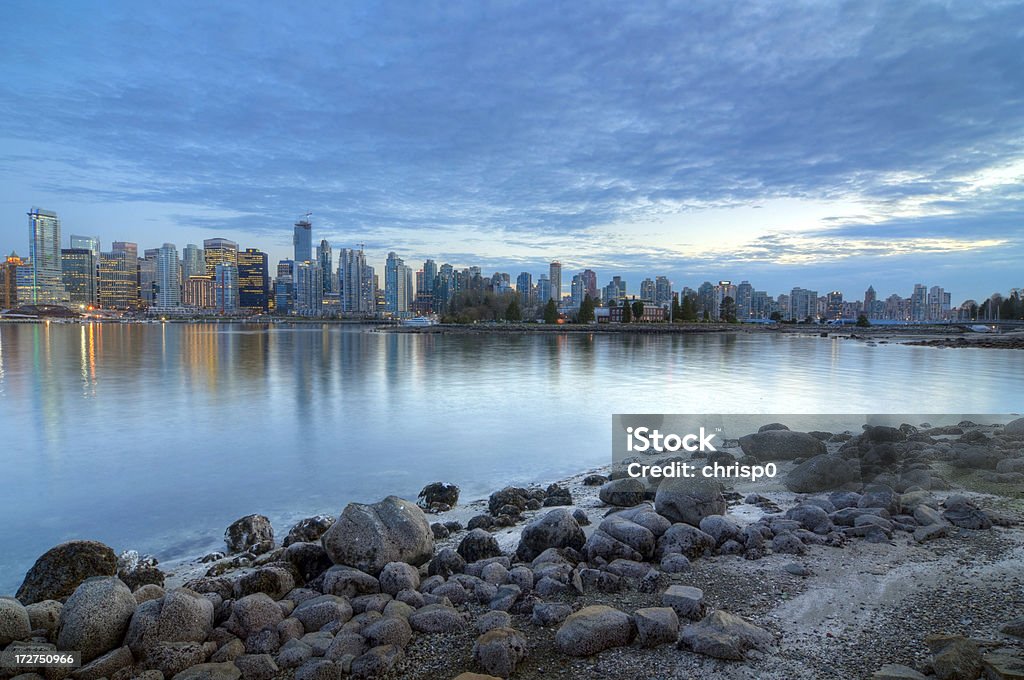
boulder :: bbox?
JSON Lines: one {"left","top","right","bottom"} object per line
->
{"left": 73, "top": 645, "right": 134, "bottom": 680}
{"left": 362, "top": 616, "right": 412, "bottom": 648}
{"left": 229, "top": 593, "right": 284, "bottom": 638}
{"left": 378, "top": 562, "right": 420, "bottom": 596}
{"left": 515, "top": 509, "right": 585, "bottom": 562}
{"left": 125, "top": 587, "right": 215, "bottom": 655}
{"left": 427, "top": 548, "right": 466, "bottom": 578}
{"left": 350, "top": 645, "right": 403, "bottom": 679}
{"left": 698, "top": 515, "right": 742, "bottom": 546}
{"left": 292, "top": 595, "right": 352, "bottom": 633}
{"left": 476, "top": 610, "right": 512, "bottom": 634}
{"left": 786, "top": 454, "right": 860, "bottom": 493}
{"left": 870, "top": 664, "right": 929, "bottom": 679}
{"left": 738, "top": 430, "right": 826, "bottom": 461}
{"left": 0, "top": 597, "right": 31, "bottom": 645}
{"left": 171, "top": 662, "right": 242, "bottom": 680}
{"left": 925, "top": 633, "right": 982, "bottom": 680}
{"left": 284, "top": 542, "right": 333, "bottom": 584}
{"left": 654, "top": 477, "right": 726, "bottom": 526}
{"left": 1002, "top": 417, "right": 1024, "bottom": 435}
{"left": 234, "top": 653, "right": 279, "bottom": 680}
{"left": 117, "top": 551, "right": 165, "bottom": 591}
{"left": 785, "top": 504, "right": 834, "bottom": 534}
{"left": 234, "top": 566, "right": 295, "bottom": 600}
{"left": 321, "top": 496, "right": 433, "bottom": 576}
{"left": 678, "top": 610, "right": 774, "bottom": 660}
{"left": 656, "top": 524, "right": 715, "bottom": 559}
{"left": 225, "top": 515, "right": 274, "bottom": 554}
{"left": 661, "top": 585, "right": 705, "bottom": 620}
{"left": 25, "top": 599, "right": 62, "bottom": 638}
{"left": 408, "top": 604, "right": 466, "bottom": 633}
{"left": 598, "top": 479, "right": 646, "bottom": 507}
{"left": 531, "top": 602, "right": 572, "bottom": 627}
{"left": 634, "top": 607, "right": 679, "bottom": 647}
{"left": 472, "top": 627, "right": 528, "bottom": 678}
{"left": 554, "top": 605, "right": 634, "bottom": 656}
{"left": 418, "top": 482, "right": 460, "bottom": 509}
{"left": 321, "top": 565, "right": 380, "bottom": 598}
{"left": 942, "top": 498, "right": 992, "bottom": 530}
{"left": 283, "top": 516, "right": 335, "bottom": 547}
{"left": 459, "top": 529, "right": 503, "bottom": 563}
{"left": 16, "top": 540, "right": 118, "bottom": 605}
{"left": 594, "top": 516, "right": 655, "bottom": 559}
{"left": 57, "top": 576, "right": 137, "bottom": 663}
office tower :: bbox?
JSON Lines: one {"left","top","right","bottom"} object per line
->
{"left": 294, "top": 218, "right": 312, "bottom": 264}
{"left": 184, "top": 276, "right": 214, "bottom": 308}
{"left": 548, "top": 261, "right": 562, "bottom": 301}
{"left": 139, "top": 249, "right": 158, "bottom": 307}
{"left": 751, "top": 290, "right": 769, "bottom": 319}
{"left": 27, "top": 208, "right": 68, "bottom": 304}
{"left": 928, "top": 285, "right": 950, "bottom": 321}
{"left": 640, "top": 278, "right": 655, "bottom": 302}
{"left": 274, "top": 277, "right": 293, "bottom": 315}
{"left": 571, "top": 274, "right": 585, "bottom": 308}
{"left": 317, "top": 240, "right": 333, "bottom": 294}
{"left": 825, "top": 291, "right": 844, "bottom": 320}
{"left": 491, "top": 272, "right": 511, "bottom": 295}
{"left": 237, "top": 248, "right": 269, "bottom": 312}
{"left": 581, "top": 269, "right": 598, "bottom": 301}
{"left": 61, "top": 248, "right": 97, "bottom": 306}
{"left": 735, "top": 280, "right": 753, "bottom": 319}
{"left": 214, "top": 263, "right": 239, "bottom": 313}
{"left": 516, "top": 272, "right": 532, "bottom": 307}
{"left": 155, "top": 243, "right": 181, "bottom": 309}
{"left": 337, "top": 248, "right": 372, "bottom": 314}
{"left": 1, "top": 253, "right": 27, "bottom": 308}
{"left": 421, "top": 259, "right": 437, "bottom": 297}
{"left": 602, "top": 276, "right": 625, "bottom": 304}
{"left": 295, "top": 261, "right": 323, "bottom": 316}
{"left": 70, "top": 235, "right": 100, "bottom": 261}
{"left": 712, "top": 281, "right": 737, "bottom": 320}
{"left": 98, "top": 248, "right": 137, "bottom": 309}
{"left": 911, "top": 283, "right": 927, "bottom": 322}
{"left": 203, "top": 238, "right": 238, "bottom": 277}
{"left": 536, "top": 275, "right": 551, "bottom": 305}
{"left": 864, "top": 285, "right": 877, "bottom": 319}
{"left": 385, "top": 252, "right": 412, "bottom": 315}
{"left": 181, "top": 244, "right": 204, "bottom": 281}
{"left": 277, "top": 259, "right": 294, "bottom": 280}
{"left": 790, "top": 287, "right": 818, "bottom": 321}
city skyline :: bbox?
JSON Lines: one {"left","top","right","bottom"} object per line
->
{"left": 2, "top": 3, "right": 1023, "bottom": 300}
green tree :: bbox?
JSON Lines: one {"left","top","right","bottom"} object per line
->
{"left": 631, "top": 299, "right": 644, "bottom": 322}
{"left": 702, "top": 309, "right": 710, "bottom": 322}
{"left": 621, "top": 300, "right": 632, "bottom": 323}
{"left": 543, "top": 298, "right": 558, "bottom": 324}
{"left": 682, "top": 295, "right": 697, "bottom": 322}
{"left": 671, "top": 297, "right": 682, "bottom": 322}
{"left": 856, "top": 314, "right": 871, "bottom": 327}
{"left": 578, "top": 294, "right": 595, "bottom": 323}
{"left": 770, "top": 311, "right": 782, "bottom": 322}
{"left": 505, "top": 297, "right": 522, "bottom": 322}
{"left": 720, "top": 295, "right": 737, "bottom": 323}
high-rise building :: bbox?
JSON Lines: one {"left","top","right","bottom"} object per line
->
{"left": 98, "top": 247, "right": 137, "bottom": 309}
{"left": 790, "top": 287, "right": 818, "bottom": 321}
{"left": 864, "top": 285, "right": 877, "bottom": 319}
{"left": 581, "top": 269, "right": 598, "bottom": 301}
{"left": 654, "top": 276, "right": 672, "bottom": 309}
{"left": 735, "top": 281, "right": 753, "bottom": 319}
{"left": 602, "top": 276, "right": 626, "bottom": 304}
{"left": 640, "top": 278, "right": 655, "bottom": 302}
{"left": 385, "top": 252, "right": 413, "bottom": 316}
{"left": 1, "top": 252, "right": 27, "bottom": 309}
{"left": 181, "top": 244, "right": 204, "bottom": 281}
{"left": 237, "top": 248, "right": 270, "bottom": 312}
{"left": 536, "top": 275, "right": 551, "bottom": 305}
{"left": 825, "top": 291, "right": 844, "bottom": 320}
{"left": 203, "top": 238, "right": 238, "bottom": 277}
{"left": 184, "top": 276, "right": 214, "bottom": 308}
{"left": 337, "top": 248, "right": 373, "bottom": 314}
{"left": 213, "top": 263, "right": 239, "bottom": 313}
{"left": 70, "top": 235, "right": 100, "bottom": 261}
{"left": 293, "top": 218, "right": 312, "bottom": 264}
{"left": 421, "top": 259, "right": 437, "bottom": 298}
{"left": 548, "top": 261, "right": 562, "bottom": 302}
{"left": 155, "top": 243, "right": 181, "bottom": 309}
{"left": 61, "top": 248, "right": 97, "bottom": 307}
{"left": 571, "top": 274, "right": 585, "bottom": 308}
{"left": 295, "top": 261, "right": 324, "bottom": 316}
{"left": 911, "top": 283, "right": 927, "bottom": 322}
{"left": 317, "top": 240, "right": 333, "bottom": 295}
{"left": 139, "top": 249, "right": 158, "bottom": 307}
{"left": 516, "top": 272, "right": 533, "bottom": 307}
{"left": 27, "top": 208, "right": 68, "bottom": 304}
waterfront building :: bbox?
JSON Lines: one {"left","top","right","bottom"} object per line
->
{"left": 825, "top": 291, "right": 844, "bottom": 320}
{"left": 571, "top": 274, "right": 585, "bottom": 308}
{"left": 295, "top": 261, "right": 324, "bottom": 316}
{"left": 237, "top": 248, "right": 270, "bottom": 312}
{"left": 155, "top": 243, "right": 181, "bottom": 309}
{"left": 97, "top": 243, "right": 139, "bottom": 309}
{"left": 421, "top": 259, "right": 437, "bottom": 298}
{"left": 655, "top": 276, "right": 672, "bottom": 309}
{"left": 640, "top": 278, "right": 655, "bottom": 302}
{"left": 736, "top": 281, "right": 753, "bottom": 319}
{"left": 516, "top": 272, "right": 533, "bottom": 308}
{"left": 790, "top": 287, "right": 818, "bottom": 321}
{"left": 293, "top": 218, "right": 312, "bottom": 264}
{"left": 713, "top": 281, "right": 737, "bottom": 320}
{"left": 337, "top": 248, "right": 374, "bottom": 314}
{"left": 274, "top": 277, "right": 293, "bottom": 315}
{"left": 27, "top": 208, "right": 69, "bottom": 304}
{"left": 911, "top": 283, "right": 927, "bottom": 322}
{"left": 317, "top": 240, "right": 333, "bottom": 294}
{"left": 1, "top": 253, "right": 27, "bottom": 308}
{"left": 70, "top": 235, "right": 100, "bottom": 263}
{"left": 181, "top": 244, "right": 204, "bottom": 281}
{"left": 184, "top": 276, "right": 214, "bottom": 308}
{"left": 139, "top": 249, "right": 158, "bottom": 307}
{"left": 602, "top": 276, "right": 626, "bottom": 304}
{"left": 61, "top": 248, "right": 97, "bottom": 306}
{"left": 385, "top": 252, "right": 413, "bottom": 316}
{"left": 548, "top": 261, "right": 562, "bottom": 302}
{"left": 203, "top": 238, "right": 238, "bottom": 277}
{"left": 214, "top": 263, "right": 239, "bottom": 313}
{"left": 536, "top": 274, "right": 551, "bottom": 305}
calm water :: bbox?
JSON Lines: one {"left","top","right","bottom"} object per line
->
{"left": 1, "top": 322, "right": 1022, "bottom": 594}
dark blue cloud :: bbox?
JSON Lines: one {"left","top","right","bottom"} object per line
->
{"left": 0, "top": 0, "right": 1022, "bottom": 299}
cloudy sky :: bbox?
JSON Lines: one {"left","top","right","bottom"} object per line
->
{"left": 1, "top": 1, "right": 1022, "bottom": 302}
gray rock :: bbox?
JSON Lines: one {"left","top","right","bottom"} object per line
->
{"left": 324, "top": 632, "right": 366, "bottom": 661}
{"left": 233, "top": 566, "right": 295, "bottom": 601}
{"left": 914, "top": 524, "right": 951, "bottom": 543}
{"left": 1002, "top": 417, "right": 1024, "bottom": 435}
{"left": 234, "top": 653, "right": 279, "bottom": 680}
{"left": 784, "top": 563, "right": 812, "bottom": 577}
{"left": 361, "top": 616, "right": 412, "bottom": 648}
{"left": 488, "top": 585, "right": 521, "bottom": 612}
{"left": 515, "top": 509, "right": 585, "bottom": 562}
{"left": 320, "top": 496, "right": 434, "bottom": 576}
{"left": 507, "top": 566, "right": 533, "bottom": 593}
{"left": 24, "top": 599, "right": 61, "bottom": 638}
{"left": 656, "top": 524, "right": 715, "bottom": 559}
{"left": 349, "top": 645, "right": 403, "bottom": 679}
{"left": 126, "top": 587, "right": 215, "bottom": 657}
{"left": 738, "top": 430, "right": 826, "bottom": 461}
{"left": 230, "top": 593, "right": 284, "bottom": 638}
{"left": 785, "top": 504, "right": 834, "bottom": 534}
{"left": 225, "top": 515, "right": 274, "bottom": 554}
{"left": 292, "top": 595, "right": 353, "bottom": 633}
{"left": 459, "top": 529, "right": 503, "bottom": 563}
{"left": 597, "top": 516, "right": 656, "bottom": 559}
{"left": 294, "top": 658, "right": 344, "bottom": 680}
{"left": 212, "top": 639, "right": 246, "bottom": 663}
{"left": 661, "top": 585, "right": 704, "bottom": 620}
{"left": 481, "top": 562, "right": 509, "bottom": 585}
{"left": 870, "top": 663, "right": 929, "bottom": 679}
{"left": 786, "top": 454, "right": 860, "bottom": 493}
{"left": 134, "top": 584, "right": 166, "bottom": 604}
{"left": 942, "top": 498, "right": 992, "bottom": 530}
{"left": 171, "top": 662, "right": 242, "bottom": 680}
{"left": 57, "top": 576, "right": 137, "bottom": 663}
{"left": 417, "top": 482, "right": 460, "bottom": 509}
{"left": 472, "top": 627, "right": 527, "bottom": 678}
{"left": 16, "top": 541, "right": 118, "bottom": 605}
{"left": 698, "top": 515, "right": 742, "bottom": 546}
{"left": 377, "top": 562, "right": 420, "bottom": 596}
{"left": 654, "top": 477, "right": 726, "bottom": 526}
{"left": 321, "top": 566, "right": 380, "bottom": 599}
{"left": 1001, "top": 616, "right": 1024, "bottom": 638}
{"left": 283, "top": 542, "right": 333, "bottom": 584}
{"left": 599, "top": 478, "right": 646, "bottom": 507}
{"left": 427, "top": 548, "right": 466, "bottom": 578}
{"left": 408, "top": 604, "right": 466, "bottom": 633}
{"left": 0, "top": 597, "right": 32, "bottom": 646}
{"left": 71, "top": 645, "right": 134, "bottom": 680}
{"left": 554, "top": 605, "right": 634, "bottom": 657}
{"left": 660, "top": 553, "right": 691, "bottom": 573}
{"left": 678, "top": 610, "right": 774, "bottom": 660}
{"left": 925, "top": 633, "right": 982, "bottom": 680}
{"left": 771, "top": 533, "right": 806, "bottom": 555}
{"left": 476, "top": 610, "right": 512, "bottom": 633}
{"left": 581, "top": 529, "right": 643, "bottom": 564}
{"left": 531, "top": 602, "right": 572, "bottom": 627}
{"left": 634, "top": 607, "right": 679, "bottom": 647}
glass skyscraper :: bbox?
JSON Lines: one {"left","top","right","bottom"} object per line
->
{"left": 28, "top": 207, "right": 68, "bottom": 304}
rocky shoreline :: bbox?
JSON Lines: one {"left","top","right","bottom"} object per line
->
{"left": 3, "top": 420, "right": 1024, "bottom": 680}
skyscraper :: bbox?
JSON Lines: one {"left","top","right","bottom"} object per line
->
{"left": 516, "top": 272, "right": 533, "bottom": 307}
{"left": 581, "top": 269, "right": 598, "bottom": 301}
{"left": 27, "top": 208, "right": 68, "bottom": 304}
{"left": 238, "top": 248, "right": 270, "bottom": 312}
{"left": 181, "top": 244, "right": 204, "bottom": 281}
{"left": 155, "top": 243, "right": 181, "bottom": 309}
{"left": 640, "top": 278, "right": 655, "bottom": 302}
{"left": 911, "top": 283, "right": 927, "bottom": 322}
{"left": 70, "top": 235, "right": 100, "bottom": 261}
{"left": 61, "top": 248, "right": 97, "bottom": 307}
{"left": 295, "top": 261, "right": 324, "bottom": 316}
{"left": 571, "top": 274, "right": 585, "bottom": 308}
{"left": 602, "top": 276, "right": 626, "bottom": 303}
{"left": 214, "top": 262, "right": 239, "bottom": 313}
{"left": 184, "top": 276, "right": 214, "bottom": 309}
{"left": 338, "top": 248, "right": 374, "bottom": 314}
{"left": 385, "top": 252, "right": 413, "bottom": 316}
{"left": 317, "top": 239, "right": 333, "bottom": 294}
{"left": 1, "top": 253, "right": 27, "bottom": 309}
{"left": 98, "top": 246, "right": 137, "bottom": 309}
{"left": 293, "top": 218, "right": 312, "bottom": 264}
{"left": 549, "top": 261, "right": 562, "bottom": 302}
{"left": 139, "top": 249, "right": 159, "bottom": 307}
{"left": 864, "top": 285, "right": 877, "bottom": 319}
{"left": 203, "top": 238, "right": 238, "bottom": 277}
{"left": 790, "top": 287, "right": 818, "bottom": 322}
{"left": 536, "top": 274, "right": 551, "bottom": 304}
{"left": 735, "top": 281, "right": 753, "bottom": 319}
{"left": 421, "top": 259, "right": 437, "bottom": 297}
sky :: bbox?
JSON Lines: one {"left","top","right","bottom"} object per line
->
{"left": 1, "top": 1, "right": 1022, "bottom": 303}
